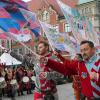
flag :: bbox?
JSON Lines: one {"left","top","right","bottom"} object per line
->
{"left": 56, "top": 0, "right": 83, "bottom": 43}
{"left": 0, "top": 28, "right": 7, "bottom": 39}
{"left": 56, "top": 0, "right": 100, "bottom": 46}
{"left": 56, "top": 0, "right": 79, "bottom": 17}
{"left": 11, "top": 28, "right": 32, "bottom": 42}
{"left": 7, "top": 9, "right": 27, "bottom": 28}
{"left": 0, "top": 1, "right": 11, "bottom": 8}
{"left": 0, "top": 27, "right": 31, "bottom": 42}
{"left": 0, "top": 4, "right": 27, "bottom": 34}
{"left": 0, "top": 0, "right": 40, "bottom": 42}
{"left": 0, "top": 7, "right": 11, "bottom": 18}
{"left": 87, "top": 20, "right": 99, "bottom": 46}
{"left": 0, "top": 0, "right": 27, "bottom": 10}
{"left": 40, "top": 21, "right": 76, "bottom": 54}
{"left": 0, "top": 33, "right": 7, "bottom": 39}
{"left": 10, "top": 0, "right": 28, "bottom": 9}
{"left": 19, "top": 8, "right": 41, "bottom": 37}
{"left": 65, "top": 0, "right": 79, "bottom": 7}
{"left": 0, "top": 18, "right": 20, "bottom": 33}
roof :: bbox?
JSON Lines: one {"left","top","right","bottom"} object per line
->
{"left": 78, "top": 0, "right": 94, "bottom": 4}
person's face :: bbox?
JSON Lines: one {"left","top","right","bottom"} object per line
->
{"left": 80, "top": 43, "right": 95, "bottom": 60}
{"left": 38, "top": 43, "right": 48, "bottom": 55}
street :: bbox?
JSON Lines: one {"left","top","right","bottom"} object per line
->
{"left": 3, "top": 83, "right": 75, "bottom": 100}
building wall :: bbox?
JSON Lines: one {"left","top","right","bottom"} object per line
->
{"left": 77, "top": 0, "right": 100, "bottom": 32}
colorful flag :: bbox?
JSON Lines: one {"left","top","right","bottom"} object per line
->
{"left": 0, "top": 7, "right": 11, "bottom": 18}
{"left": 65, "top": 0, "right": 79, "bottom": 7}
{"left": 0, "top": 0, "right": 40, "bottom": 41}
{"left": 7, "top": 9, "right": 27, "bottom": 28}
{"left": 19, "top": 8, "right": 41, "bottom": 37}
{"left": 0, "top": 33, "right": 7, "bottom": 39}
{"left": 40, "top": 21, "right": 76, "bottom": 54}
{"left": 0, "top": 27, "right": 31, "bottom": 42}
{"left": 56, "top": 0, "right": 100, "bottom": 46}
{"left": 0, "top": 18, "right": 20, "bottom": 33}
{"left": 56, "top": 0, "right": 83, "bottom": 43}
{"left": 56, "top": 0, "right": 79, "bottom": 17}
{"left": 0, "top": 7, "right": 27, "bottom": 35}
{"left": 11, "top": 28, "right": 32, "bottom": 42}
{"left": 0, "top": 0, "right": 27, "bottom": 10}
{"left": 10, "top": 0, "right": 28, "bottom": 9}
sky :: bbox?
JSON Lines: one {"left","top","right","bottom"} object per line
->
{"left": 22, "top": 0, "right": 32, "bottom": 2}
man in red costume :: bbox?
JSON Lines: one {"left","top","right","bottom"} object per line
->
{"left": 33, "top": 41, "right": 58, "bottom": 100}
{"left": 41, "top": 40, "right": 100, "bottom": 100}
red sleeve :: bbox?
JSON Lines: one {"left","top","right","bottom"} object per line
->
{"left": 47, "top": 59, "right": 78, "bottom": 76}
{"left": 56, "top": 53, "right": 66, "bottom": 62}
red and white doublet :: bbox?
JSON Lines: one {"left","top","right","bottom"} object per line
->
{"left": 34, "top": 53, "right": 58, "bottom": 100}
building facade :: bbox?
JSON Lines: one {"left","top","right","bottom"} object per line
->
{"left": 77, "top": 0, "right": 100, "bottom": 32}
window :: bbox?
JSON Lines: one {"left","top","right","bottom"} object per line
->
{"left": 85, "top": 7, "right": 88, "bottom": 14}
{"left": 82, "top": 9, "right": 84, "bottom": 15}
{"left": 13, "top": 49, "right": 18, "bottom": 54}
{"left": 42, "top": 10, "right": 50, "bottom": 21}
{"left": 65, "top": 23, "right": 71, "bottom": 32}
{"left": 19, "top": 48, "right": 23, "bottom": 54}
{"left": 89, "top": 8, "right": 92, "bottom": 13}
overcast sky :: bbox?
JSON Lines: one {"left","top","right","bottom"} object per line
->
{"left": 22, "top": 0, "right": 32, "bottom": 2}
